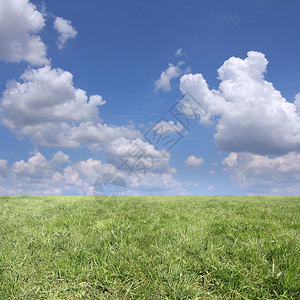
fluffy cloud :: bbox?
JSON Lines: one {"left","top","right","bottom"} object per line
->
{"left": 51, "top": 151, "right": 70, "bottom": 168}
{"left": 105, "top": 137, "right": 173, "bottom": 175}
{"left": 0, "top": 1, "right": 182, "bottom": 195}
{"left": 0, "top": 151, "right": 114, "bottom": 195}
{"left": 222, "top": 152, "right": 300, "bottom": 194}
{"left": 179, "top": 51, "right": 300, "bottom": 155}
{"left": 54, "top": 16, "right": 78, "bottom": 49}
{"left": 155, "top": 63, "right": 182, "bottom": 92}
{"left": 0, "top": 65, "right": 176, "bottom": 179}
{"left": 0, "top": 66, "right": 137, "bottom": 148}
{"left": 0, "top": 151, "right": 183, "bottom": 195}
{"left": 11, "top": 152, "right": 55, "bottom": 180}
{"left": 0, "top": 0, "right": 48, "bottom": 65}
{"left": 1, "top": 66, "right": 103, "bottom": 128}
{"left": 185, "top": 155, "right": 204, "bottom": 167}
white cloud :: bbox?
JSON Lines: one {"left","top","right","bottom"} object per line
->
{"left": 185, "top": 155, "right": 204, "bottom": 167}
{"left": 54, "top": 158, "right": 117, "bottom": 186}
{"left": 50, "top": 151, "right": 70, "bottom": 168}
{"left": 152, "top": 120, "right": 183, "bottom": 135}
{"left": 0, "top": 66, "right": 132, "bottom": 148}
{"left": 0, "top": 0, "right": 48, "bottom": 65}
{"left": 179, "top": 51, "right": 300, "bottom": 155}
{"left": 105, "top": 137, "right": 173, "bottom": 175}
{"left": 1, "top": 66, "right": 101, "bottom": 127}
{"left": 154, "top": 63, "right": 181, "bottom": 92}
{"left": 0, "top": 151, "right": 183, "bottom": 195}
{"left": 209, "top": 170, "right": 215, "bottom": 175}
{"left": 11, "top": 152, "right": 52, "bottom": 180}
{"left": 222, "top": 152, "right": 300, "bottom": 194}
{"left": 3, "top": 151, "right": 115, "bottom": 195}
{"left": 54, "top": 16, "right": 78, "bottom": 49}
{"left": 0, "top": 65, "right": 177, "bottom": 180}
{"left": 0, "top": 2, "right": 182, "bottom": 195}
{"left": 8, "top": 151, "right": 68, "bottom": 182}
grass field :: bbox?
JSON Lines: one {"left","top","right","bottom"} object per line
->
{"left": 0, "top": 196, "right": 299, "bottom": 299}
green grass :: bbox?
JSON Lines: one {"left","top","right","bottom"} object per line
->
{"left": 0, "top": 196, "right": 299, "bottom": 299}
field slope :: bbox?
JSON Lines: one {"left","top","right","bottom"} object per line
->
{"left": 0, "top": 196, "right": 299, "bottom": 299}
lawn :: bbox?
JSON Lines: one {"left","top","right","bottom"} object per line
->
{"left": 0, "top": 196, "right": 299, "bottom": 299}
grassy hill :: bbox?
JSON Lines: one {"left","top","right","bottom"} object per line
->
{"left": 0, "top": 196, "right": 299, "bottom": 299}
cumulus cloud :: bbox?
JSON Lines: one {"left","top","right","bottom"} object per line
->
{"left": 0, "top": 151, "right": 116, "bottom": 195}
{"left": 0, "top": 0, "right": 48, "bottom": 65}
{"left": 105, "top": 137, "right": 173, "bottom": 175}
{"left": 0, "top": 1, "right": 182, "bottom": 195}
{"left": 0, "top": 65, "right": 177, "bottom": 180}
{"left": 179, "top": 51, "right": 300, "bottom": 155}
{"left": 0, "top": 66, "right": 134, "bottom": 148}
{"left": 222, "top": 152, "right": 300, "bottom": 194}
{"left": 0, "top": 66, "right": 176, "bottom": 182}
{"left": 0, "top": 151, "right": 183, "bottom": 195}
{"left": 185, "top": 155, "right": 204, "bottom": 167}
{"left": 50, "top": 151, "right": 70, "bottom": 168}
{"left": 11, "top": 152, "right": 54, "bottom": 180}
{"left": 54, "top": 16, "right": 78, "bottom": 49}
{"left": 1, "top": 66, "right": 103, "bottom": 127}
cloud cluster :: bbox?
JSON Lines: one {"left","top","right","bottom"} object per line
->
{"left": 179, "top": 51, "right": 300, "bottom": 193}
{"left": 0, "top": 1, "right": 183, "bottom": 195}
{"left": 0, "top": 2, "right": 179, "bottom": 194}
{"left": 222, "top": 152, "right": 300, "bottom": 194}
{"left": 0, "top": 66, "right": 176, "bottom": 181}
{"left": 0, "top": 151, "right": 183, "bottom": 195}
{"left": 180, "top": 51, "right": 300, "bottom": 155}
{"left": 0, "top": 64, "right": 173, "bottom": 176}
{"left": 0, "top": 63, "right": 177, "bottom": 177}
{"left": 1, "top": 66, "right": 103, "bottom": 128}
{"left": 0, "top": 66, "right": 142, "bottom": 149}
{"left": 0, "top": 0, "right": 48, "bottom": 65}
{"left": 0, "top": 66, "right": 109, "bottom": 146}
{"left": 54, "top": 16, "right": 78, "bottom": 49}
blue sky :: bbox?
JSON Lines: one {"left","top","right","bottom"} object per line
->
{"left": 0, "top": 0, "right": 300, "bottom": 195}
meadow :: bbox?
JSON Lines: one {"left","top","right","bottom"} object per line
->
{"left": 0, "top": 195, "right": 299, "bottom": 299}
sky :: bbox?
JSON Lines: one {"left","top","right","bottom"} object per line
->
{"left": 0, "top": 0, "right": 300, "bottom": 196}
